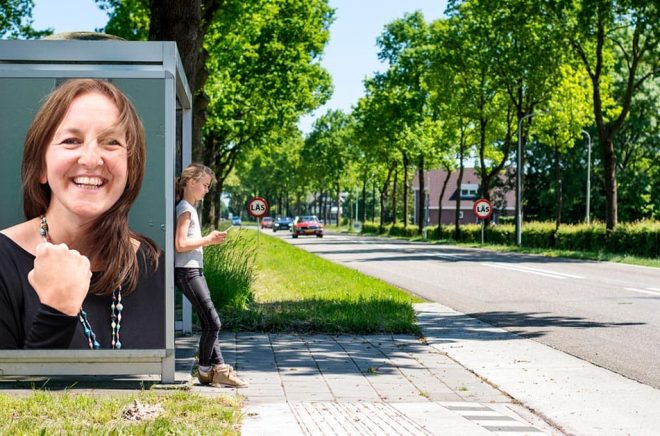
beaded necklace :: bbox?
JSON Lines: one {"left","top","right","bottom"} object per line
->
{"left": 39, "top": 215, "right": 123, "bottom": 349}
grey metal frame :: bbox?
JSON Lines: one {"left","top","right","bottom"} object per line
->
{"left": 0, "top": 41, "right": 191, "bottom": 383}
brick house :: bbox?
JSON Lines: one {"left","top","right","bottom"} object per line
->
{"left": 412, "top": 168, "right": 515, "bottom": 225}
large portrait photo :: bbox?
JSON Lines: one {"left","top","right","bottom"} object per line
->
{"left": 0, "top": 40, "right": 187, "bottom": 380}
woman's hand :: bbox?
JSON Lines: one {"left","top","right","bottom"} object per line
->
{"left": 206, "top": 230, "right": 227, "bottom": 246}
{"left": 27, "top": 242, "right": 92, "bottom": 316}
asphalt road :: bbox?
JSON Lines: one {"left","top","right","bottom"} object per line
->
{"left": 266, "top": 229, "right": 660, "bottom": 390}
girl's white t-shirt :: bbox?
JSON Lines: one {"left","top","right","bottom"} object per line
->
{"left": 175, "top": 200, "right": 203, "bottom": 268}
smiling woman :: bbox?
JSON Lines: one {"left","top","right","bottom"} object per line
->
{"left": 0, "top": 79, "right": 164, "bottom": 350}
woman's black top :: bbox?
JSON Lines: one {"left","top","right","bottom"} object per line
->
{"left": 0, "top": 233, "right": 165, "bottom": 349}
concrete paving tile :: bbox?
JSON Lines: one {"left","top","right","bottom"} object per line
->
{"left": 333, "top": 395, "right": 383, "bottom": 402}
{"left": 363, "top": 375, "right": 410, "bottom": 385}
{"left": 390, "top": 402, "right": 493, "bottom": 435}
{"left": 280, "top": 377, "right": 327, "bottom": 386}
{"left": 285, "top": 391, "right": 336, "bottom": 402}
{"left": 245, "top": 396, "right": 288, "bottom": 405}
{"left": 242, "top": 403, "right": 304, "bottom": 435}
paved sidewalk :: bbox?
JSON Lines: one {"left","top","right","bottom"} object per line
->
{"left": 190, "top": 311, "right": 557, "bottom": 434}
{"left": 416, "top": 303, "right": 660, "bottom": 436}
{"left": 190, "top": 302, "right": 660, "bottom": 435}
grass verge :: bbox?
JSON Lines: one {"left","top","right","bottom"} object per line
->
{"left": 218, "top": 230, "right": 423, "bottom": 334}
{"left": 0, "top": 390, "right": 242, "bottom": 434}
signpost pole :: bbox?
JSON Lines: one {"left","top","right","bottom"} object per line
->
{"left": 247, "top": 197, "right": 269, "bottom": 246}
{"left": 481, "top": 219, "right": 485, "bottom": 245}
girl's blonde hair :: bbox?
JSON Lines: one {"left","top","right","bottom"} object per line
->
{"left": 176, "top": 163, "right": 217, "bottom": 202}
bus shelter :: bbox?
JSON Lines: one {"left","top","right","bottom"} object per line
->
{"left": 0, "top": 40, "right": 192, "bottom": 383}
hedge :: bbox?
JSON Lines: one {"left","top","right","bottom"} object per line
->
{"left": 360, "top": 220, "right": 659, "bottom": 258}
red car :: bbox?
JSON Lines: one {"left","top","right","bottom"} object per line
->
{"left": 260, "top": 217, "right": 273, "bottom": 229}
{"left": 292, "top": 215, "right": 323, "bottom": 238}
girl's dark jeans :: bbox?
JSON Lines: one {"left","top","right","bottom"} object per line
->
{"left": 175, "top": 267, "right": 224, "bottom": 366}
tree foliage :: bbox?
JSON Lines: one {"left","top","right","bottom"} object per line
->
{"left": 0, "top": 0, "right": 51, "bottom": 39}
{"left": 90, "top": 0, "right": 658, "bottom": 230}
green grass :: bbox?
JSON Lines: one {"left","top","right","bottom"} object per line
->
{"left": 205, "top": 228, "right": 257, "bottom": 309}
{"left": 218, "top": 231, "right": 423, "bottom": 334}
{"left": 0, "top": 391, "right": 242, "bottom": 435}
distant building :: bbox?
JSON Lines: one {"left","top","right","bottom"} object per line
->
{"left": 412, "top": 168, "right": 515, "bottom": 225}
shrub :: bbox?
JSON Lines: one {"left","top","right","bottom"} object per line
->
{"left": 555, "top": 223, "right": 606, "bottom": 252}
{"left": 521, "top": 221, "right": 556, "bottom": 249}
{"left": 361, "top": 223, "right": 387, "bottom": 234}
{"left": 388, "top": 224, "right": 420, "bottom": 237}
{"left": 606, "top": 221, "right": 660, "bottom": 258}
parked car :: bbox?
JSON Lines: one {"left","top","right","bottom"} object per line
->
{"left": 261, "top": 216, "right": 274, "bottom": 229}
{"left": 292, "top": 215, "right": 323, "bottom": 238}
{"left": 273, "top": 216, "right": 293, "bottom": 232}
{"left": 231, "top": 216, "right": 242, "bottom": 226}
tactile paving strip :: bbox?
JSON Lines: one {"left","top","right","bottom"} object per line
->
{"left": 291, "top": 402, "right": 432, "bottom": 436}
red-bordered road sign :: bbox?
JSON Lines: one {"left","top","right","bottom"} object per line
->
{"left": 473, "top": 198, "right": 493, "bottom": 220}
{"left": 247, "top": 197, "right": 269, "bottom": 218}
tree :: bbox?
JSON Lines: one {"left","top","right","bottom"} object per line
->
{"left": 448, "top": 0, "right": 567, "bottom": 237}
{"left": 95, "top": 0, "right": 149, "bottom": 39}
{"left": 613, "top": 64, "right": 659, "bottom": 221}
{"left": 201, "top": 0, "right": 333, "bottom": 223}
{"left": 98, "top": 0, "right": 334, "bottom": 224}
{"left": 1, "top": 0, "right": 51, "bottom": 39}
{"left": 303, "top": 110, "right": 353, "bottom": 226}
{"left": 561, "top": 0, "right": 660, "bottom": 229}
{"left": 98, "top": 0, "right": 224, "bottom": 159}
{"left": 534, "top": 64, "right": 593, "bottom": 229}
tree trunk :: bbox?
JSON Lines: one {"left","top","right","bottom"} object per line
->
{"left": 454, "top": 128, "right": 466, "bottom": 240}
{"left": 402, "top": 153, "right": 409, "bottom": 228}
{"left": 417, "top": 157, "right": 425, "bottom": 235}
{"left": 361, "top": 177, "right": 367, "bottom": 223}
{"left": 336, "top": 183, "right": 341, "bottom": 227}
{"left": 438, "top": 167, "right": 452, "bottom": 227}
{"left": 371, "top": 181, "right": 376, "bottom": 223}
{"left": 379, "top": 167, "right": 393, "bottom": 230}
{"left": 391, "top": 168, "right": 398, "bottom": 226}
{"left": 554, "top": 145, "right": 562, "bottom": 232}
{"left": 149, "top": 0, "right": 223, "bottom": 160}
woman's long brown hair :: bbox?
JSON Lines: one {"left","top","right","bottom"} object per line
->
{"left": 22, "top": 79, "right": 159, "bottom": 295}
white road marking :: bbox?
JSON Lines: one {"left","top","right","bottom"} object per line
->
{"left": 481, "top": 262, "right": 584, "bottom": 280}
{"left": 624, "top": 287, "right": 660, "bottom": 296}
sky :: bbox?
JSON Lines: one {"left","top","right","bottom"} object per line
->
{"left": 31, "top": 0, "right": 447, "bottom": 134}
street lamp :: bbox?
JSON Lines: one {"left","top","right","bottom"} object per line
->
{"left": 516, "top": 112, "right": 543, "bottom": 246}
{"left": 581, "top": 130, "right": 592, "bottom": 225}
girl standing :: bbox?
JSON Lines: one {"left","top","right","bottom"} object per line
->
{"left": 175, "top": 163, "right": 247, "bottom": 387}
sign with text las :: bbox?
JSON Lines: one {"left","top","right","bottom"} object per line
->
{"left": 473, "top": 198, "right": 493, "bottom": 220}
{"left": 247, "top": 197, "right": 269, "bottom": 218}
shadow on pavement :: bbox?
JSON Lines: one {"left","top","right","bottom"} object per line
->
{"left": 417, "top": 309, "right": 644, "bottom": 343}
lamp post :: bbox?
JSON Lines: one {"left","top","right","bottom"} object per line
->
{"left": 516, "top": 112, "right": 541, "bottom": 246}
{"left": 581, "top": 130, "right": 592, "bottom": 225}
